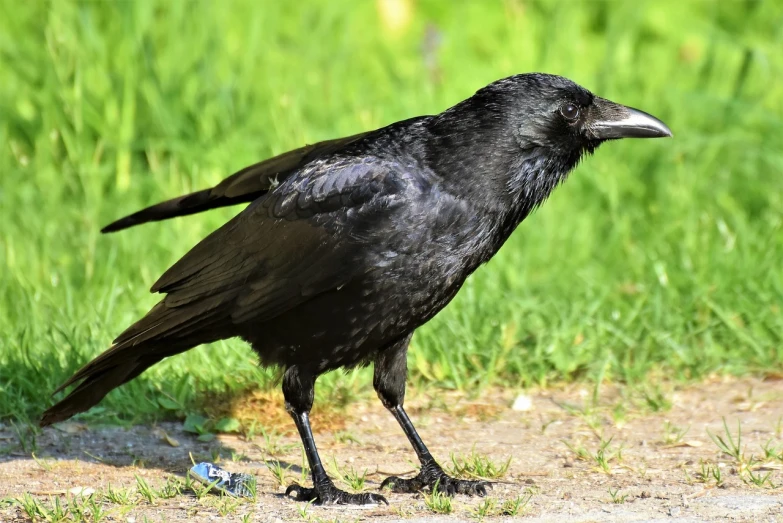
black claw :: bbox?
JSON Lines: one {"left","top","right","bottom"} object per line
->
{"left": 285, "top": 483, "right": 318, "bottom": 502}
{"left": 365, "top": 493, "right": 390, "bottom": 505}
{"left": 379, "top": 476, "right": 395, "bottom": 491}
{"left": 286, "top": 481, "right": 387, "bottom": 505}
{"left": 380, "top": 475, "right": 424, "bottom": 494}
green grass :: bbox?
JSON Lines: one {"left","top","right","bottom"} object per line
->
{"left": 11, "top": 475, "right": 256, "bottom": 521}
{"left": 1, "top": 0, "right": 782, "bottom": 426}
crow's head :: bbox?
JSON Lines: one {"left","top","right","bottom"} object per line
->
{"left": 427, "top": 73, "right": 671, "bottom": 210}
{"left": 473, "top": 73, "right": 672, "bottom": 158}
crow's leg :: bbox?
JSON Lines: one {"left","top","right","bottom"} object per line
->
{"left": 374, "top": 335, "right": 489, "bottom": 496}
{"left": 282, "top": 365, "right": 387, "bottom": 505}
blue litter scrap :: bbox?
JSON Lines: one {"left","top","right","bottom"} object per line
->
{"left": 188, "top": 462, "right": 256, "bottom": 498}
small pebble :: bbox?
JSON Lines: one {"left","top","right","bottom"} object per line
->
{"left": 512, "top": 394, "right": 533, "bottom": 412}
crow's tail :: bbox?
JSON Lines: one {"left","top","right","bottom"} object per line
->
{"left": 39, "top": 355, "right": 165, "bottom": 426}
{"left": 40, "top": 296, "right": 232, "bottom": 427}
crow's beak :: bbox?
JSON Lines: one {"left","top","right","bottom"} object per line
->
{"left": 589, "top": 98, "right": 672, "bottom": 140}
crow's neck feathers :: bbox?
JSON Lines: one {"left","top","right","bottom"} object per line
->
{"left": 423, "top": 95, "right": 590, "bottom": 230}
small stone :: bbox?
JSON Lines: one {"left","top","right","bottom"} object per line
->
{"left": 163, "top": 432, "right": 180, "bottom": 447}
{"left": 58, "top": 422, "right": 88, "bottom": 434}
{"left": 68, "top": 487, "right": 95, "bottom": 496}
{"left": 512, "top": 394, "right": 533, "bottom": 412}
{"left": 669, "top": 506, "right": 681, "bottom": 517}
{"left": 524, "top": 478, "right": 536, "bottom": 484}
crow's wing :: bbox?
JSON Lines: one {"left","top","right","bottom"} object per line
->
{"left": 101, "top": 131, "right": 371, "bottom": 233}
{"left": 52, "top": 156, "right": 411, "bottom": 396}
{"left": 144, "top": 156, "right": 409, "bottom": 332}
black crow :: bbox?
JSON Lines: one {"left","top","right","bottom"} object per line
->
{"left": 41, "top": 73, "right": 671, "bottom": 504}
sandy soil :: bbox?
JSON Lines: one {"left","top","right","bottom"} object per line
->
{"left": 2, "top": 377, "right": 783, "bottom": 522}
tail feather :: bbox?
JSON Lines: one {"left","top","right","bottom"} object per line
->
{"left": 100, "top": 189, "right": 255, "bottom": 233}
{"left": 41, "top": 295, "right": 234, "bottom": 427}
{"left": 40, "top": 362, "right": 147, "bottom": 427}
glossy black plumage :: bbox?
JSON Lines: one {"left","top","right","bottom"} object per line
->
{"left": 41, "top": 73, "right": 671, "bottom": 504}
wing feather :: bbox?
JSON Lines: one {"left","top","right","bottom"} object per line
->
{"left": 150, "top": 158, "right": 409, "bottom": 326}
{"left": 101, "top": 131, "right": 372, "bottom": 232}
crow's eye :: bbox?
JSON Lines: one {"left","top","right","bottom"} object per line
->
{"left": 560, "top": 103, "right": 580, "bottom": 121}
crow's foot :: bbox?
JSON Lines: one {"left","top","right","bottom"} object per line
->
{"left": 380, "top": 461, "right": 490, "bottom": 496}
{"left": 286, "top": 481, "right": 388, "bottom": 505}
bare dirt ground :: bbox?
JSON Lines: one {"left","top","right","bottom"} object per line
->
{"left": 2, "top": 377, "right": 783, "bottom": 522}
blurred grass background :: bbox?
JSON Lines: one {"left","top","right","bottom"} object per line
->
{"left": 0, "top": 0, "right": 781, "bottom": 426}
